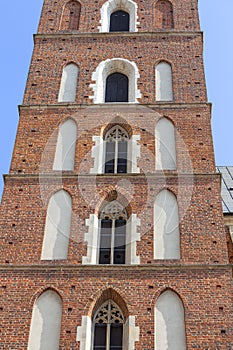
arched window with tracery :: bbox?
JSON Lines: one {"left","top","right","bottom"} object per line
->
{"left": 99, "top": 201, "right": 128, "bottom": 264}
{"left": 104, "top": 125, "right": 129, "bottom": 174}
{"left": 60, "top": 0, "right": 81, "bottom": 30}
{"left": 154, "top": 0, "right": 174, "bottom": 29}
{"left": 110, "top": 10, "right": 130, "bottom": 31}
{"left": 105, "top": 72, "right": 129, "bottom": 102}
{"left": 93, "top": 300, "right": 124, "bottom": 350}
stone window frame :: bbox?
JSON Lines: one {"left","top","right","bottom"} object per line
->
{"left": 98, "top": 0, "right": 139, "bottom": 33}
{"left": 82, "top": 200, "right": 140, "bottom": 265}
{"left": 90, "top": 123, "right": 140, "bottom": 175}
{"left": 90, "top": 58, "right": 141, "bottom": 104}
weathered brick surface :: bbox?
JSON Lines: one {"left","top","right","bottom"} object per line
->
{"left": 0, "top": 0, "right": 232, "bottom": 348}
{"left": 37, "top": 0, "right": 201, "bottom": 34}
{"left": 23, "top": 34, "right": 206, "bottom": 105}
{"left": 0, "top": 269, "right": 232, "bottom": 349}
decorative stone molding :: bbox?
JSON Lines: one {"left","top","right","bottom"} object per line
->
{"left": 90, "top": 58, "right": 141, "bottom": 103}
{"left": 98, "top": 0, "right": 139, "bottom": 32}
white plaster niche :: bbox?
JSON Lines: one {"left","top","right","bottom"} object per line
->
{"left": 58, "top": 63, "right": 78, "bottom": 102}
{"left": 154, "top": 189, "right": 180, "bottom": 259}
{"left": 28, "top": 290, "right": 62, "bottom": 350}
{"left": 99, "top": 0, "right": 139, "bottom": 32}
{"left": 156, "top": 62, "right": 173, "bottom": 101}
{"left": 155, "top": 290, "right": 187, "bottom": 350}
{"left": 155, "top": 117, "right": 177, "bottom": 170}
{"left": 41, "top": 190, "right": 72, "bottom": 260}
{"left": 53, "top": 119, "right": 77, "bottom": 171}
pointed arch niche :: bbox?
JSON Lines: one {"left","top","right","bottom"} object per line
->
{"left": 154, "top": 0, "right": 174, "bottom": 29}
{"left": 90, "top": 58, "right": 141, "bottom": 103}
{"left": 155, "top": 61, "right": 173, "bottom": 101}
{"left": 155, "top": 117, "right": 177, "bottom": 170}
{"left": 58, "top": 63, "right": 79, "bottom": 102}
{"left": 82, "top": 199, "right": 140, "bottom": 265}
{"left": 154, "top": 189, "right": 180, "bottom": 259}
{"left": 53, "top": 119, "right": 77, "bottom": 171}
{"left": 77, "top": 289, "right": 139, "bottom": 350}
{"left": 91, "top": 123, "right": 140, "bottom": 175}
{"left": 28, "top": 290, "right": 62, "bottom": 350}
{"left": 60, "top": 0, "right": 81, "bottom": 30}
{"left": 41, "top": 190, "right": 72, "bottom": 260}
{"left": 155, "top": 290, "right": 187, "bottom": 350}
{"left": 99, "top": 0, "right": 138, "bottom": 32}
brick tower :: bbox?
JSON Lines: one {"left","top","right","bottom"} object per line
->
{"left": 0, "top": 0, "right": 232, "bottom": 349}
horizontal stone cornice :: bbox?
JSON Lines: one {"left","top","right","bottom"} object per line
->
{"left": 3, "top": 172, "right": 221, "bottom": 182}
{"left": 0, "top": 263, "right": 231, "bottom": 272}
{"left": 34, "top": 31, "right": 203, "bottom": 41}
{"left": 18, "top": 102, "right": 212, "bottom": 111}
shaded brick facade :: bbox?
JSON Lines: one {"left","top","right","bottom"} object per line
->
{"left": 0, "top": 0, "right": 232, "bottom": 348}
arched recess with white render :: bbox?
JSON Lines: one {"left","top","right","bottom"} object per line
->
{"left": 155, "top": 290, "right": 187, "bottom": 350}
{"left": 154, "top": 189, "right": 180, "bottom": 259}
{"left": 28, "top": 290, "right": 62, "bottom": 350}
{"left": 53, "top": 119, "right": 77, "bottom": 171}
{"left": 41, "top": 190, "right": 72, "bottom": 260}
{"left": 155, "top": 61, "right": 173, "bottom": 101}
{"left": 155, "top": 117, "right": 176, "bottom": 170}
{"left": 99, "top": 0, "right": 139, "bottom": 32}
{"left": 58, "top": 63, "right": 78, "bottom": 102}
{"left": 90, "top": 58, "right": 141, "bottom": 103}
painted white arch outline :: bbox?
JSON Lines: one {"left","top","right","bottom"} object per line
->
{"left": 90, "top": 58, "right": 141, "bottom": 103}
{"left": 99, "top": 0, "right": 139, "bottom": 32}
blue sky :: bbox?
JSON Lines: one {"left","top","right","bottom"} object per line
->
{"left": 0, "top": 0, "right": 233, "bottom": 199}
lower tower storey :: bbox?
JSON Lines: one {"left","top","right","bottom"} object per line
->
{"left": 0, "top": 267, "right": 232, "bottom": 349}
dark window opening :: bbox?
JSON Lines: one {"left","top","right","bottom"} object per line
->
{"left": 110, "top": 10, "right": 129, "bottom": 32}
{"left": 105, "top": 73, "right": 129, "bottom": 102}
{"left": 99, "top": 218, "right": 126, "bottom": 265}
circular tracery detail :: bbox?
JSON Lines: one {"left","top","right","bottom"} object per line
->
{"left": 94, "top": 300, "right": 124, "bottom": 324}
{"left": 100, "top": 201, "right": 128, "bottom": 220}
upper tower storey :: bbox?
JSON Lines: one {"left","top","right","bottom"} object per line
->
{"left": 37, "top": 0, "right": 201, "bottom": 34}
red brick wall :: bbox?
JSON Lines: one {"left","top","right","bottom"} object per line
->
{"left": 0, "top": 0, "right": 232, "bottom": 348}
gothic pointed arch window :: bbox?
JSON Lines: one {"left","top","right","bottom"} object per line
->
{"left": 154, "top": 0, "right": 174, "bottom": 29}
{"left": 104, "top": 125, "right": 129, "bottom": 174}
{"left": 110, "top": 10, "right": 130, "bottom": 32}
{"left": 60, "top": 0, "right": 81, "bottom": 30}
{"left": 93, "top": 300, "right": 124, "bottom": 350}
{"left": 99, "top": 201, "right": 128, "bottom": 264}
{"left": 105, "top": 72, "right": 129, "bottom": 102}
